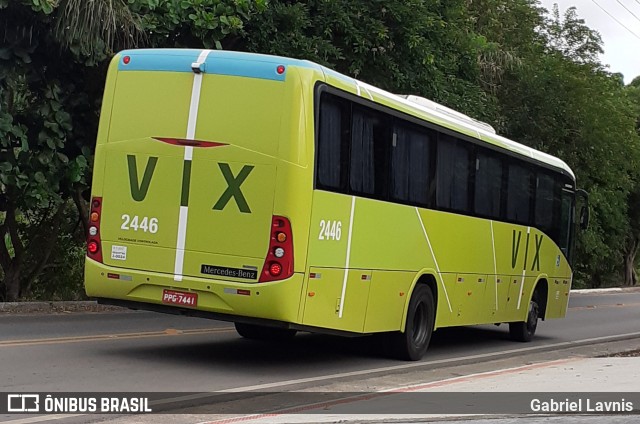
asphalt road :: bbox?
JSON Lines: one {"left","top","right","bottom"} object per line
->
{"left": 1, "top": 291, "right": 639, "bottom": 394}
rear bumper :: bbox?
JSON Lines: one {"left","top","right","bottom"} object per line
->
{"left": 84, "top": 258, "right": 304, "bottom": 323}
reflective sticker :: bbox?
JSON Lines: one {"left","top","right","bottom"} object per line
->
{"left": 111, "top": 245, "right": 127, "bottom": 261}
{"left": 107, "top": 272, "right": 132, "bottom": 281}
{"left": 223, "top": 288, "right": 251, "bottom": 296}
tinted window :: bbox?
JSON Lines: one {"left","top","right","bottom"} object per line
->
{"left": 507, "top": 164, "right": 532, "bottom": 224}
{"left": 390, "top": 124, "right": 432, "bottom": 205}
{"left": 474, "top": 152, "right": 502, "bottom": 218}
{"left": 559, "top": 189, "right": 574, "bottom": 257}
{"left": 349, "top": 106, "right": 390, "bottom": 197}
{"left": 436, "top": 135, "right": 469, "bottom": 212}
{"left": 535, "top": 173, "right": 555, "bottom": 235}
{"left": 317, "top": 96, "right": 349, "bottom": 190}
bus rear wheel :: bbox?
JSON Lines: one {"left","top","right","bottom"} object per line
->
{"left": 234, "top": 322, "right": 297, "bottom": 341}
{"left": 509, "top": 294, "right": 540, "bottom": 342}
{"left": 392, "top": 284, "right": 435, "bottom": 361}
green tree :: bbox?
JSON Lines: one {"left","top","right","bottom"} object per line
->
{"left": 0, "top": 0, "right": 267, "bottom": 300}
{"left": 484, "top": 5, "right": 640, "bottom": 286}
{"left": 0, "top": 0, "right": 140, "bottom": 300}
{"left": 622, "top": 76, "right": 640, "bottom": 286}
{"left": 242, "top": 0, "right": 499, "bottom": 121}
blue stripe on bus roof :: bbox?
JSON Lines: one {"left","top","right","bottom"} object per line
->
{"left": 117, "top": 49, "right": 322, "bottom": 81}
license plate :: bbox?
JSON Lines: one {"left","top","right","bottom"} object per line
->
{"left": 162, "top": 289, "right": 198, "bottom": 307}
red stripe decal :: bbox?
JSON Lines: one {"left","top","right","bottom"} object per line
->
{"left": 152, "top": 137, "right": 227, "bottom": 148}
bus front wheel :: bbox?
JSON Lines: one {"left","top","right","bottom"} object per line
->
{"left": 234, "top": 322, "right": 297, "bottom": 341}
{"left": 509, "top": 294, "right": 540, "bottom": 342}
{"left": 393, "top": 284, "right": 435, "bottom": 361}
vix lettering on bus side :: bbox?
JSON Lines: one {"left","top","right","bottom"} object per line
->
{"left": 511, "top": 229, "right": 543, "bottom": 272}
{"left": 126, "top": 155, "right": 254, "bottom": 212}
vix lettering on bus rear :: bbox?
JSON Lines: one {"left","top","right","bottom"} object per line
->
{"left": 126, "top": 155, "right": 254, "bottom": 212}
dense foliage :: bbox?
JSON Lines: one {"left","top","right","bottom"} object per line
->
{"left": 1, "top": 0, "right": 639, "bottom": 300}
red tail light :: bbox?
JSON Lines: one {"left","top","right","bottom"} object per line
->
{"left": 87, "top": 197, "right": 103, "bottom": 263}
{"left": 260, "top": 216, "right": 294, "bottom": 282}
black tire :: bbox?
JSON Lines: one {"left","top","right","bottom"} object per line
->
{"left": 234, "top": 322, "right": 297, "bottom": 341}
{"left": 509, "top": 294, "right": 540, "bottom": 342}
{"left": 392, "top": 284, "right": 435, "bottom": 361}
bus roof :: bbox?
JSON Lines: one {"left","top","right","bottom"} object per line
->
{"left": 116, "top": 49, "right": 575, "bottom": 180}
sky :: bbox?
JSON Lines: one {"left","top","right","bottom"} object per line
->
{"left": 539, "top": 0, "right": 640, "bottom": 84}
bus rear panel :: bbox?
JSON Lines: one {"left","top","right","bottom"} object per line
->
{"left": 85, "top": 50, "right": 319, "bottom": 325}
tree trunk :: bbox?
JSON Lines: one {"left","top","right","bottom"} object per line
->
{"left": 4, "top": 264, "right": 21, "bottom": 301}
{"left": 623, "top": 239, "right": 638, "bottom": 287}
{"left": 22, "top": 203, "right": 66, "bottom": 297}
{"left": 0, "top": 202, "right": 25, "bottom": 301}
{"left": 72, "top": 187, "right": 89, "bottom": 238}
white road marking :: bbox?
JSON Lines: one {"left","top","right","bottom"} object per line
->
{"left": 216, "top": 331, "right": 640, "bottom": 393}
{"left": 6, "top": 331, "right": 640, "bottom": 424}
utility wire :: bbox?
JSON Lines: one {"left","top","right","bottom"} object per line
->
{"left": 591, "top": 0, "right": 640, "bottom": 40}
{"left": 615, "top": 0, "right": 640, "bottom": 24}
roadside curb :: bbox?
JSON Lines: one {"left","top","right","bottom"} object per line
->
{"left": 0, "top": 300, "right": 125, "bottom": 314}
{"left": 570, "top": 287, "right": 640, "bottom": 294}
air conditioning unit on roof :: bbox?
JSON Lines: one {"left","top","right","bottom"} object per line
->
{"left": 398, "top": 94, "right": 496, "bottom": 135}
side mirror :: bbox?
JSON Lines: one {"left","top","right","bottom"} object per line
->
{"left": 579, "top": 205, "right": 589, "bottom": 230}
{"left": 576, "top": 189, "right": 589, "bottom": 230}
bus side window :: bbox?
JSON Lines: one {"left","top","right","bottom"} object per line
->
{"left": 535, "top": 173, "right": 555, "bottom": 237}
{"left": 559, "top": 189, "right": 574, "bottom": 258}
{"left": 474, "top": 151, "right": 502, "bottom": 218}
{"left": 350, "top": 106, "right": 390, "bottom": 198}
{"left": 506, "top": 163, "right": 532, "bottom": 224}
{"left": 317, "top": 96, "right": 349, "bottom": 192}
{"left": 436, "top": 134, "right": 470, "bottom": 212}
{"left": 390, "top": 123, "right": 432, "bottom": 206}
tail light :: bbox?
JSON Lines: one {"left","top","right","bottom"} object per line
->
{"left": 260, "top": 216, "right": 294, "bottom": 282}
{"left": 87, "top": 197, "right": 103, "bottom": 263}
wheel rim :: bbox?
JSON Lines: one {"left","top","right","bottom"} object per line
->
{"left": 412, "top": 301, "right": 428, "bottom": 347}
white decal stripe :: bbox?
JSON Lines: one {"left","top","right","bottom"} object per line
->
{"left": 338, "top": 196, "right": 356, "bottom": 318}
{"left": 174, "top": 206, "right": 189, "bottom": 282}
{"left": 416, "top": 208, "right": 452, "bottom": 313}
{"left": 186, "top": 50, "right": 211, "bottom": 139}
{"left": 490, "top": 220, "right": 498, "bottom": 310}
{"left": 173, "top": 49, "right": 211, "bottom": 282}
{"left": 517, "top": 226, "right": 531, "bottom": 310}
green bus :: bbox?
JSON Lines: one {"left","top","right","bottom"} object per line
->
{"left": 85, "top": 49, "right": 587, "bottom": 360}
